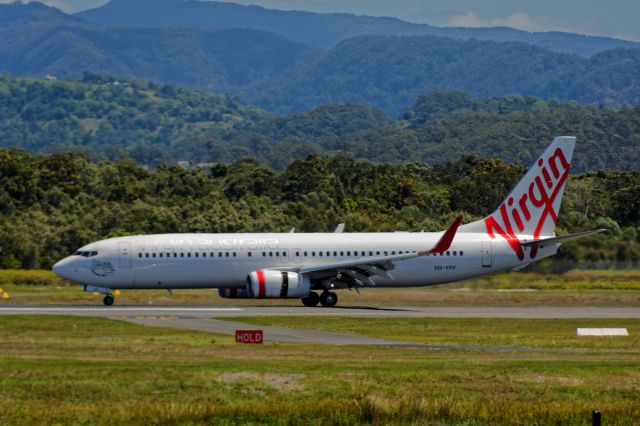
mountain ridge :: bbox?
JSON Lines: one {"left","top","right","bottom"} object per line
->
{"left": 2, "top": 3, "right": 640, "bottom": 115}
{"left": 76, "top": 0, "right": 640, "bottom": 57}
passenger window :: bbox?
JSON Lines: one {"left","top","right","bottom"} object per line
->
{"left": 187, "top": 253, "right": 191, "bottom": 258}
{"left": 376, "top": 251, "right": 380, "bottom": 255}
{"left": 295, "top": 251, "right": 300, "bottom": 257}
{"left": 460, "top": 251, "right": 464, "bottom": 256}
{"left": 219, "top": 252, "right": 223, "bottom": 258}
{"left": 304, "top": 251, "right": 308, "bottom": 257}
{"left": 248, "top": 252, "right": 252, "bottom": 257}
{"left": 152, "top": 253, "right": 156, "bottom": 258}
{"left": 453, "top": 251, "right": 457, "bottom": 256}
{"left": 384, "top": 251, "right": 388, "bottom": 256}
{"left": 392, "top": 251, "right": 396, "bottom": 255}
{"left": 174, "top": 253, "right": 177, "bottom": 257}
{"left": 225, "top": 252, "right": 229, "bottom": 257}
{"left": 319, "top": 252, "right": 323, "bottom": 257}
{"left": 233, "top": 252, "right": 236, "bottom": 257}
{"left": 283, "top": 251, "right": 288, "bottom": 257}
{"left": 340, "top": 251, "right": 344, "bottom": 256}
{"left": 138, "top": 253, "right": 142, "bottom": 258}
{"left": 446, "top": 251, "right": 450, "bottom": 256}
{"left": 312, "top": 251, "right": 316, "bottom": 256}
{"left": 263, "top": 252, "right": 266, "bottom": 257}
{"left": 369, "top": 251, "right": 373, "bottom": 256}
{"left": 195, "top": 253, "right": 198, "bottom": 258}
{"left": 333, "top": 251, "right": 337, "bottom": 257}
{"left": 269, "top": 252, "right": 273, "bottom": 257}
{"left": 159, "top": 253, "right": 163, "bottom": 258}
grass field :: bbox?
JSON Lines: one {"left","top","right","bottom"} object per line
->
{"left": 2, "top": 269, "right": 640, "bottom": 307}
{"left": 0, "top": 315, "right": 639, "bottom": 425}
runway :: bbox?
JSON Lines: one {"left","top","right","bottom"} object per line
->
{"left": 1, "top": 305, "right": 636, "bottom": 351}
{"left": 1, "top": 305, "right": 639, "bottom": 318}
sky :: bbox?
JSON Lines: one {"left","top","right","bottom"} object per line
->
{"left": 7, "top": 0, "right": 640, "bottom": 42}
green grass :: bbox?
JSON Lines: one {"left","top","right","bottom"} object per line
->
{"left": 1, "top": 315, "right": 639, "bottom": 425}
{"left": 3, "top": 269, "right": 640, "bottom": 307}
{"left": 236, "top": 316, "right": 640, "bottom": 352}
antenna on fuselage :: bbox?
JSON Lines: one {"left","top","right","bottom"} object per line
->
{"left": 289, "top": 227, "right": 295, "bottom": 233}
{"left": 334, "top": 223, "right": 345, "bottom": 233}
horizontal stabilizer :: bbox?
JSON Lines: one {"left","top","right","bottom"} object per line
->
{"left": 520, "top": 229, "right": 607, "bottom": 247}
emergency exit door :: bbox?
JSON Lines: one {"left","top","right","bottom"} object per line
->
{"left": 118, "top": 241, "right": 132, "bottom": 269}
{"left": 481, "top": 240, "right": 492, "bottom": 267}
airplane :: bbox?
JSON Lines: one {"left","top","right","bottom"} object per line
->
{"left": 53, "top": 136, "right": 604, "bottom": 307}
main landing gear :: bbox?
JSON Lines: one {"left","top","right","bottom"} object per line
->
{"left": 103, "top": 294, "right": 114, "bottom": 306}
{"left": 301, "top": 291, "right": 338, "bottom": 308}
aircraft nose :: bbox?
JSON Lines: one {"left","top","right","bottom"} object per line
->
{"left": 52, "top": 257, "right": 75, "bottom": 280}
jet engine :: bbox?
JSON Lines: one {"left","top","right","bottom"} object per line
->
{"left": 218, "top": 288, "right": 251, "bottom": 298}
{"left": 247, "top": 270, "right": 310, "bottom": 298}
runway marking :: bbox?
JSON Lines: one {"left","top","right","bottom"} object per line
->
{"left": 0, "top": 307, "right": 244, "bottom": 312}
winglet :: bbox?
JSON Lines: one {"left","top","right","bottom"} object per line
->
{"left": 418, "top": 215, "right": 463, "bottom": 255}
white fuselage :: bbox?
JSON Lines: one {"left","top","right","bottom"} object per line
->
{"left": 52, "top": 231, "right": 558, "bottom": 291}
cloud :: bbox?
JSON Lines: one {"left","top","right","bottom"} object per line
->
{"left": 0, "top": 0, "right": 107, "bottom": 12}
{"left": 446, "top": 11, "right": 567, "bottom": 33}
{"left": 445, "top": 10, "right": 640, "bottom": 42}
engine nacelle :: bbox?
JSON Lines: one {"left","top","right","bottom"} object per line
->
{"left": 218, "top": 288, "right": 251, "bottom": 299}
{"left": 247, "top": 270, "right": 310, "bottom": 299}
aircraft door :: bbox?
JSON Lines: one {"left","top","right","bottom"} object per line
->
{"left": 281, "top": 248, "right": 289, "bottom": 263}
{"left": 481, "top": 240, "right": 492, "bottom": 267}
{"left": 118, "top": 241, "right": 132, "bottom": 269}
{"left": 293, "top": 248, "right": 302, "bottom": 263}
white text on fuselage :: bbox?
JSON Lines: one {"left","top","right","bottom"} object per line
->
{"left": 140, "top": 238, "right": 280, "bottom": 253}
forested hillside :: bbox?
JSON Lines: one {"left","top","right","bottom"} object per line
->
{"left": 77, "top": 0, "right": 639, "bottom": 57}
{"left": 0, "top": 73, "right": 267, "bottom": 166}
{"left": 241, "top": 35, "right": 640, "bottom": 114}
{"left": 0, "top": 149, "right": 637, "bottom": 269}
{"left": 3, "top": 3, "right": 640, "bottom": 115}
{"left": 0, "top": 3, "right": 319, "bottom": 93}
{"left": 2, "top": 74, "right": 639, "bottom": 172}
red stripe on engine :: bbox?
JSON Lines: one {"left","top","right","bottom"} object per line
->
{"left": 257, "top": 270, "right": 266, "bottom": 298}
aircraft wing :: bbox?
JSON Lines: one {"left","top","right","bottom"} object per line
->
{"left": 296, "top": 216, "right": 463, "bottom": 288}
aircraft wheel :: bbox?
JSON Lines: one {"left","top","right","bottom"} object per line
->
{"left": 301, "top": 291, "right": 320, "bottom": 307}
{"left": 103, "top": 295, "right": 114, "bottom": 306}
{"left": 319, "top": 291, "right": 338, "bottom": 308}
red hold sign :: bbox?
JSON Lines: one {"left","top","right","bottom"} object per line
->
{"left": 235, "top": 329, "right": 264, "bottom": 344}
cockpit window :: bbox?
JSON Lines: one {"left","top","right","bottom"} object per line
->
{"left": 74, "top": 250, "right": 98, "bottom": 257}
